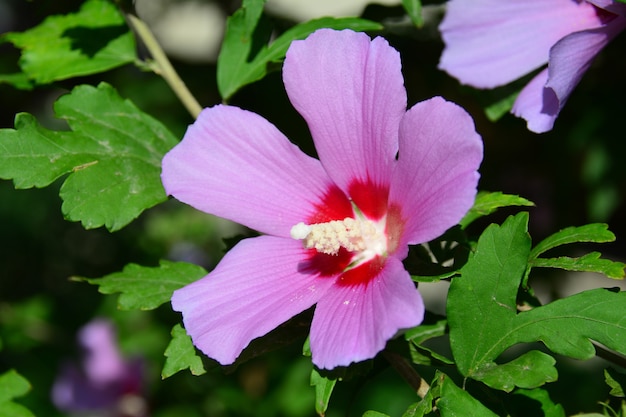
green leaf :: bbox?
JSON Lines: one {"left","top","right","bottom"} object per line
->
{"left": 0, "top": 370, "right": 35, "bottom": 417}
{"left": 405, "top": 320, "right": 453, "bottom": 365}
{"left": 162, "top": 324, "right": 206, "bottom": 378}
{"left": 402, "top": 372, "right": 443, "bottom": 417}
{"left": 363, "top": 412, "right": 390, "bottom": 417}
{"left": 2, "top": 0, "right": 135, "bottom": 84}
{"left": 0, "top": 82, "right": 178, "bottom": 231}
{"left": 0, "top": 402, "right": 35, "bottom": 417}
{"left": 217, "top": 0, "right": 382, "bottom": 100}
{"left": 437, "top": 373, "right": 498, "bottom": 417}
{"left": 405, "top": 320, "right": 447, "bottom": 344}
{"left": 531, "top": 252, "right": 625, "bottom": 279}
{"left": 514, "top": 388, "right": 565, "bottom": 417}
{"left": 0, "top": 73, "right": 33, "bottom": 90}
{"left": 402, "top": 0, "right": 423, "bottom": 27}
{"left": 449, "top": 213, "right": 531, "bottom": 378}
{"left": 310, "top": 368, "right": 337, "bottom": 417}
{"left": 530, "top": 223, "right": 616, "bottom": 259}
{"left": 604, "top": 368, "right": 626, "bottom": 397}
{"left": 0, "top": 370, "right": 30, "bottom": 403}
{"left": 472, "top": 350, "right": 558, "bottom": 392}
{"left": 484, "top": 90, "right": 518, "bottom": 122}
{"left": 449, "top": 213, "right": 626, "bottom": 390}
{"left": 79, "top": 260, "right": 206, "bottom": 310}
{"left": 459, "top": 191, "right": 534, "bottom": 229}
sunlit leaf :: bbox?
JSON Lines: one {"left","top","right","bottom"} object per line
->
{"left": 2, "top": 0, "right": 135, "bottom": 84}
{"left": 604, "top": 368, "right": 626, "bottom": 398}
{"left": 0, "top": 82, "right": 178, "bottom": 231}
{"left": 531, "top": 252, "right": 625, "bottom": 279}
{"left": 217, "top": 0, "right": 382, "bottom": 100}
{"left": 79, "top": 260, "right": 206, "bottom": 310}
{"left": 448, "top": 213, "right": 626, "bottom": 391}
{"left": 472, "top": 350, "right": 557, "bottom": 392}
{"left": 310, "top": 369, "right": 337, "bottom": 417}
{"left": 459, "top": 191, "right": 534, "bottom": 229}
{"left": 530, "top": 223, "right": 616, "bottom": 258}
{"left": 162, "top": 324, "right": 206, "bottom": 378}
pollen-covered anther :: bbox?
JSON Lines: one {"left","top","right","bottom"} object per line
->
{"left": 290, "top": 217, "right": 383, "bottom": 256}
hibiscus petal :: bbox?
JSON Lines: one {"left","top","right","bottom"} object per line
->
{"left": 511, "top": 69, "right": 558, "bottom": 133}
{"left": 545, "top": 19, "right": 625, "bottom": 116}
{"left": 171, "top": 236, "right": 335, "bottom": 366}
{"left": 514, "top": 16, "right": 625, "bottom": 133}
{"left": 389, "top": 97, "right": 482, "bottom": 246}
{"left": 439, "top": 0, "right": 604, "bottom": 88}
{"left": 310, "top": 257, "right": 423, "bottom": 369}
{"left": 161, "top": 105, "right": 336, "bottom": 237}
{"left": 586, "top": 0, "right": 626, "bottom": 15}
{"left": 283, "top": 28, "right": 406, "bottom": 191}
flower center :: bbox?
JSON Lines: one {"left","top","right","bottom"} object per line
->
{"left": 290, "top": 217, "right": 387, "bottom": 260}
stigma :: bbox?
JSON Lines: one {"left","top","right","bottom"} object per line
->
{"left": 290, "top": 217, "right": 386, "bottom": 256}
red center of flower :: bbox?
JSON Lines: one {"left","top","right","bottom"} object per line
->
{"left": 293, "top": 180, "right": 404, "bottom": 286}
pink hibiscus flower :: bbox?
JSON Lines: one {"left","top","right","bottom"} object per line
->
{"left": 162, "top": 29, "right": 483, "bottom": 370}
{"left": 438, "top": 0, "right": 626, "bottom": 133}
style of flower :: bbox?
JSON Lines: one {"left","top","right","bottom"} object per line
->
{"left": 52, "top": 319, "right": 146, "bottom": 417}
{"left": 438, "top": 0, "right": 626, "bottom": 133}
{"left": 162, "top": 29, "right": 483, "bottom": 370}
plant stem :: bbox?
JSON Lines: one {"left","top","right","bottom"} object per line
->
{"left": 125, "top": 13, "right": 203, "bottom": 119}
{"left": 383, "top": 351, "right": 430, "bottom": 398}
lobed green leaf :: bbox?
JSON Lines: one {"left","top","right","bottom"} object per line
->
{"left": 0, "top": 82, "right": 178, "bottom": 231}
{"left": 459, "top": 191, "right": 534, "bottom": 229}
{"left": 449, "top": 213, "right": 531, "bottom": 376}
{"left": 530, "top": 223, "right": 616, "bottom": 258}
{"left": 217, "top": 0, "right": 382, "bottom": 100}
{"left": 79, "top": 260, "right": 206, "bottom": 310}
{"left": 449, "top": 213, "right": 626, "bottom": 391}
{"left": 2, "top": 0, "right": 136, "bottom": 84}
{"left": 162, "top": 324, "right": 206, "bottom": 378}
{"left": 472, "top": 350, "right": 557, "bottom": 393}
{"left": 531, "top": 252, "right": 625, "bottom": 279}
{"left": 604, "top": 368, "right": 626, "bottom": 398}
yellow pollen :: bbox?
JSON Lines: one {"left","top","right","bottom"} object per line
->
{"left": 290, "top": 217, "right": 383, "bottom": 255}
